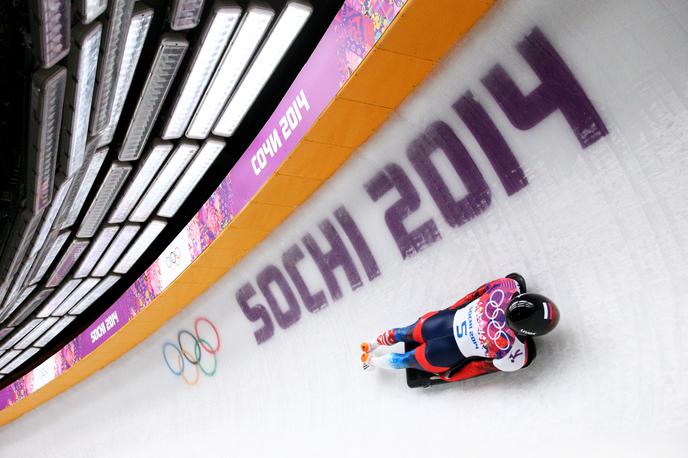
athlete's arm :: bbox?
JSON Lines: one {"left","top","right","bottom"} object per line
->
{"left": 446, "top": 283, "right": 488, "bottom": 310}
{"left": 439, "top": 337, "right": 529, "bottom": 382}
{"left": 437, "top": 359, "right": 498, "bottom": 382}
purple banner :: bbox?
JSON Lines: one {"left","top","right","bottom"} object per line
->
{"left": 230, "top": 26, "right": 340, "bottom": 208}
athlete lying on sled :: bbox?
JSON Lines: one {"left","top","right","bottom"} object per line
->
{"left": 360, "top": 274, "right": 559, "bottom": 384}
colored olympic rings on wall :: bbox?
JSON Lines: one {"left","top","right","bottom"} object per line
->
{"left": 165, "top": 246, "right": 182, "bottom": 268}
{"left": 162, "top": 317, "right": 221, "bottom": 385}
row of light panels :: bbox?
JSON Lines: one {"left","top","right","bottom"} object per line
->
{"left": 162, "top": 2, "right": 241, "bottom": 139}
{"left": 0, "top": 1, "right": 148, "bottom": 375}
{"left": 187, "top": 4, "right": 274, "bottom": 139}
{"left": 214, "top": 1, "right": 312, "bottom": 136}
{"left": 77, "top": 163, "right": 131, "bottom": 238}
{"left": 99, "top": 5, "right": 154, "bottom": 147}
{"left": 158, "top": 137, "right": 225, "bottom": 217}
{"left": 45, "top": 239, "right": 90, "bottom": 288}
{"left": 74, "top": 226, "right": 119, "bottom": 278}
{"left": 109, "top": 141, "right": 174, "bottom": 223}
{"left": 1, "top": 0, "right": 314, "bottom": 379}
{"left": 92, "top": 225, "right": 140, "bottom": 277}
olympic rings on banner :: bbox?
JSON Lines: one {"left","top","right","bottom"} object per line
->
{"left": 165, "top": 246, "right": 182, "bottom": 268}
{"left": 162, "top": 317, "right": 221, "bottom": 385}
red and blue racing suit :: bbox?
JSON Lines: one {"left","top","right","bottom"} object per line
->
{"left": 376, "top": 277, "right": 531, "bottom": 382}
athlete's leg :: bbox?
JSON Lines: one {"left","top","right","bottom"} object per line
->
{"left": 362, "top": 309, "right": 456, "bottom": 353}
{"left": 418, "top": 309, "right": 456, "bottom": 341}
{"left": 363, "top": 335, "right": 464, "bottom": 372}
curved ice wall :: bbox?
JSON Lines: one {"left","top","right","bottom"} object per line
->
{"left": 1, "top": 0, "right": 687, "bottom": 455}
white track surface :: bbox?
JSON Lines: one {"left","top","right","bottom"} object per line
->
{"left": 2, "top": 0, "right": 687, "bottom": 456}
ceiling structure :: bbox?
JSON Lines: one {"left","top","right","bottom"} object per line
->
{"left": 0, "top": 0, "right": 342, "bottom": 388}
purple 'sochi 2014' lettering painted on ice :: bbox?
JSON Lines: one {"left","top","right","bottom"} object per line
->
{"left": 237, "top": 27, "right": 609, "bottom": 345}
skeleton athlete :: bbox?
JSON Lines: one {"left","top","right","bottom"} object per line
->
{"left": 360, "top": 274, "right": 559, "bottom": 382}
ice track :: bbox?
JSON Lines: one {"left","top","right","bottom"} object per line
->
{"left": 1, "top": 0, "right": 687, "bottom": 456}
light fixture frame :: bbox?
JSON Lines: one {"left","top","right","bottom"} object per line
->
{"left": 118, "top": 34, "right": 189, "bottom": 161}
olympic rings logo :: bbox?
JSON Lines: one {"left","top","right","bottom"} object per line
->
{"left": 483, "top": 289, "right": 511, "bottom": 351}
{"left": 165, "top": 246, "right": 182, "bottom": 268}
{"left": 162, "top": 317, "right": 221, "bottom": 385}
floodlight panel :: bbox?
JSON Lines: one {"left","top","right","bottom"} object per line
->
{"left": 70, "top": 274, "right": 120, "bottom": 315}
{"left": 54, "top": 138, "right": 97, "bottom": 228}
{"left": 0, "top": 350, "right": 21, "bottom": 372}
{"left": 62, "top": 147, "right": 108, "bottom": 229}
{"left": 0, "top": 210, "right": 44, "bottom": 304}
{"left": 0, "top": 285, "right": 37, "bottom": 325}
{"left": 30, "top": 176, "right": 74, "bottom": 260}
{"left": 4, "top": 259, "right": 37, "bottom": 312}
{"left": 186, "top": 5, "right": 273, "bottom": 139}
{"left": 90, "top": 0, "right": 135, "bottom": 135}
{"left": 109, "top": 141, "right": 173, "bottom": 223}
{"left": 77, "top": 162, "right": 132, "bottom": 238}
{"left": 37, "top": 279, "right": 82, "bottom": 318}
{"left": 129, "top": 142, "right": 197, "bottom": 222}
{"left": 52, "top": 278, "right": 100, "bottom": 316}
{"left": 214, "top": 1, "right": 312, "bottom": 136}
{"left": 77, "top": 0, "right": 107, "bottom": 24}
{"left": 0, "top": 347, "right": 40, "bottom": 374}
{"left": 170, "top": 0, "right": 206, "bottom": 31}
{"left": 33, "top": 315, "right": 78, "bottom": 347}
{"left": 8, "top": 175, "right": 69, "bottom": 302}
{"left": 163, "top": 3, "right": 241, "bottom": 139}
{"left": 99, "top": 5, "right": 154, "bottom": 146}
{"left": 114, "top": 219, "right": 167, "bottom": 273}
{"left": 92, "top": 225, "right": 139, "bottom": 277}
{"left": 28, "top": 230, "right": 71, "bottom": 285}
{"left": 74, "top": 225, "right": 119, "bottom": 278}
{"left": 31, "top": 0, "right": 70, "bottom": 68}
{"left": 46, "top": 239, "right": 90, "bottom": 288}
{"left": 158, "top": 137, "right": 225, "bottom": 217}
{"left": 118, "top": 35, "right": 189, "bottom": 161}
{"left": 15, "top": 285, "right": 38, "bottom": 309}
{"left": 0, "top": 328, "right": 14, "bottom": 342}
{"left": 7, "top": 289, "right": 54, "bottom": 327}
{"left": 61, "top": 23, "right": 102, "bottom": 177}
{"left": 28, "top": 67, "right": 67, "bottom": 213}
{"left": 15, "top": 317, "right": 59, "bottom": 350}
{"left": 0, "top": 320, "right": 41, "bottom": 351}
